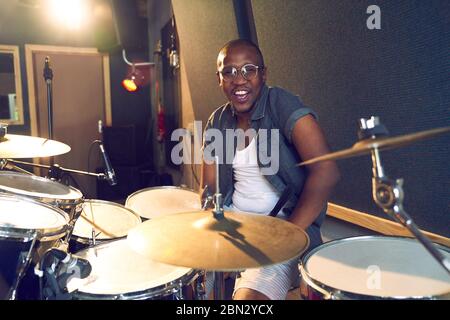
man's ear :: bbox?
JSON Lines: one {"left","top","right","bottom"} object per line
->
{"left": 262, "top": 66, "right": 267, "bottom": 82}
{"left": 216, "top": 71, "right": 221, "bottom": 85}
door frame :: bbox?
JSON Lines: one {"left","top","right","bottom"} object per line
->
{"left": 24, "top": 44, "right": 112, "bottom": 137}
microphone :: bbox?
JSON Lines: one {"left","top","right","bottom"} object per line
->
{"left": 99, "top": 142, "right": 117, "bottom": 186}
{"left": 57, "top": 252, "right": 92, "bottom": 280}
{"left": 38, "top": 248, "right": 92, "bottom": 300}
{"left": 43, "top": 56, "right": 53, "bottom": 82}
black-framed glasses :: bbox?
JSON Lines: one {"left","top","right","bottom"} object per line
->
{"left": 217, "top": 64, "right": 263, "bottom": 82}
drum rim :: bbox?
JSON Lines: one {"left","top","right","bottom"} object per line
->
{"left": 72, "top": 199, "right": 142, "bottom": 241}
{"left": 71, "top": 239, "right": 198, "bottom": 300}
{"left": 0, "top": 193, "right": 69, "bottom": 240}
{"left": 300, "top": 235, "right": 450, "bottom": 300}
{"left": 0, "top": 171, "right": 83, "bottom": 204}
{"left": 125, "top": 185, "right": 197, "bottom": 208}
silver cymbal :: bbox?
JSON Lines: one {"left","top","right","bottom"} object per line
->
{"left": 127, "top": 210, "right": 309, "bottom": 271}
{"left": 298, "top": 126, "right": 450, "bottom": 166}
{"left": 0, "top": 134, "right": 71, "bottom": 158}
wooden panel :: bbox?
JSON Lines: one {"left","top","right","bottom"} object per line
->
{"left": 328, "top": 203, "right": 450, "bottom": 247}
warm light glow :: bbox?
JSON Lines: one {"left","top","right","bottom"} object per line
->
{"left": 50, "top": 0, "right": 88, "bottom": 30}
{"left": 122, "top": 78, "right": 138, "bottom": 92}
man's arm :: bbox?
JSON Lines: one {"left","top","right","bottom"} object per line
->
{"left": 287, "top": 114, "right": 341, "bottom": 229}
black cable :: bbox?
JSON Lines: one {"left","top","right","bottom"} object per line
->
{"left": 191, "top": 162, "right": 200, "bottom": 187}
{"left": 87, "top": 140, "right": 102, "bottom": 195}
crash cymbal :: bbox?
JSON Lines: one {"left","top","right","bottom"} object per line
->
{"left": 0, "top": 134, "right": 71, "bottom": 158}
{"left": 298, "top": 126, "right": 450, "bottom": 166}
{"left": 127, "top": 210, "right": 309, "bottom": 271}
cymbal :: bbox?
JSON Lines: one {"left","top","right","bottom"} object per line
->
{"left": 127, "top": 210, "right": 309, "bottom": 271}
{"left": 0, "top": 134, "right": 71, "bottom": 158}
{"left": 298, "top": 126, "right": 450, "bottom": 166}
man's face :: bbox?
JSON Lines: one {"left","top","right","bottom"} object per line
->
{"left": 217, "top": 45, "right": 266, "bottom": 115}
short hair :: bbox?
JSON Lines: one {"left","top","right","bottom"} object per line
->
{"left": 217, "top": 39, "right": 265, "bottom": 68}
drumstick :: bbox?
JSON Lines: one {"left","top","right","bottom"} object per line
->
{"left": 79, "top": 213, "right": 116, "bottom": 238}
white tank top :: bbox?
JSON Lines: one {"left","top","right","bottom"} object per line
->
{"left": 232, "top": 138, "right": 281, "bottom": 214}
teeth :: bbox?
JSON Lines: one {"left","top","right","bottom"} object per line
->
{"left": 235, "top": 90, "right": 248, "bottom": 95}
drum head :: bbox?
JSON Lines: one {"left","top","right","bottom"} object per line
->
{"left": 303, "top": 236, "right": 450, "bottom": 299}
{"left": 69, "top": 239, "right": 193, "bottom": 298}
{"left": 125, "top": 187, "right": 201, "bottom": 219}
{"left": 0, "top": 194, "right": 68, "bottom": 238}
{"left": 0, "top": 171, "right": 82, "bottom": 201}
{"left": 72, "top": 200, "right": 141, "bottom": 240}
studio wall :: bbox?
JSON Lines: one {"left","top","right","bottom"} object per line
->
{"left": 251, "top": 0, "right": 450, "bottom": 236}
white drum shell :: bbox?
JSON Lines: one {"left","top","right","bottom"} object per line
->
{"left": 125, "top": 186, "right": 201, "bottom": 220}
{"left": 71, "top": 200, "right": 141, "bottom": 246}
{"left": 300, "top": 236, "right": 450, "bottom": 300}
{"left": 0, "top": 172, "right": 83, "bottom": 210}
{"left": 69, "top": 239, "right": 198, "bottom": 300}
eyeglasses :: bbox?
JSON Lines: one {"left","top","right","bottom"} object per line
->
{"left": 217, "top": 64, "right": 263, "bottom": 82}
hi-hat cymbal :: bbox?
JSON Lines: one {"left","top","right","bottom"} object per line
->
{"left": 0, "top": 134, "right": 71, "bottom": 158}
{"left": 298, "top": 126, "right": 450, "bottom": 166}
{"left": 127, "top": 210, "right": 309, "bottom": 271}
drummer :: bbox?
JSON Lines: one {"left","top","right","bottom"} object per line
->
{"left": 201, "top": 39, "right": 340, "bottom": 300}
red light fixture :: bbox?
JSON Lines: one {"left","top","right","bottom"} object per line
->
{"left": 122, "top": 63, "right": 151, "bottom": 92}
{"left": 121, "top": 50, "right": 155, "bottom": 92}
{"left": 122, "top": 76, "right": 138, "bottom": 92}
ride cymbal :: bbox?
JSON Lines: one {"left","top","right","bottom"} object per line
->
{"left": 298, "top": 126, "right": 450, "bottom": 166}
{"left": 127, "top": 210, "right": 309, "bottom": 271}
{"left": 0, "top": 134, "right": 71, "bottom": 158}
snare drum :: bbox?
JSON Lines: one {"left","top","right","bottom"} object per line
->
{"left": 69, "top": 200, "right": 141, "bottom": 253}
{"left": 125, "top": 186, "right": 201, "bottom": 220}
{"left": 0, "top": 194, "right": 69, "bottom": 299}
{"left": 68, "top": 239, "right": 200, "bottom": 300}
{"left": 300, "top": 236, "right": 450, "bottom": 300}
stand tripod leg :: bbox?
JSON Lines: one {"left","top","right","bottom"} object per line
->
{"left": 388, "top": 208, "right": 450, "bottom": 275}
{"left": 213, "top": 271, "right": 225, "bottom": 300}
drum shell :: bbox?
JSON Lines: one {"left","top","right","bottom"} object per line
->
{"left": 68, "top": 200, "right": 142, "bottom": 253}
{"left": 299, "top": 236, "right": 450, "bottom": 300}
{"left": 0, "top": 172, "right": 84, "bottom": 220}
{"left": 125, "top": 186, "right": 201, "bottom": 221}
{"left": 71, "top": 270, "right": 201, "bottom": 300}
{"left": 69, "top": 239, "right": 202, "bottom": 300}
{"left": 0, "top": 194, "right": 69, "bottom": 299}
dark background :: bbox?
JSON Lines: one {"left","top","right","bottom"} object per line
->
{"left": 252, "top": 0, "right": 449, "bottom": 236}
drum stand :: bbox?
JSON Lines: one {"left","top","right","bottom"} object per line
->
{"left": 360, "top": 117, "right": 450, "bottom": 275}
{"left": 6, "top": 232, "right": 38, "bottom": 300}
{"left": 211, "top": 156, "right": 226, "bottom": 300}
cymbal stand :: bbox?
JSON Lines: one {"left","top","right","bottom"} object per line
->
{"left": 360, "top": 117, "right": 450, "bottom": 275}
{"left": 212, "top": 156, "right": 226, "bottom": 300}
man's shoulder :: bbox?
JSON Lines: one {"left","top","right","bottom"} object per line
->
{"left": 207, "top": 102, "right": 233, "bottom": 126}
{"left": 268, "top": 86, "right": 303, "bottom": 104}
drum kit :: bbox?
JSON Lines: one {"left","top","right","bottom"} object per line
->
{"left": 0, "top": 117, "right": 449, "bottom": 300}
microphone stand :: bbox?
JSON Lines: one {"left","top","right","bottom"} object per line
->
{"left": 359, "top": 117, "right": 450, "bottom": 275}
{"left": 43, "top": 57, "right": 55, "bottom": 167}
{"left": 44, "top": 57, "right": 54, "bottom": 141}
{"left": 2, "top": 159, "right": 107, "bottom": 182}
